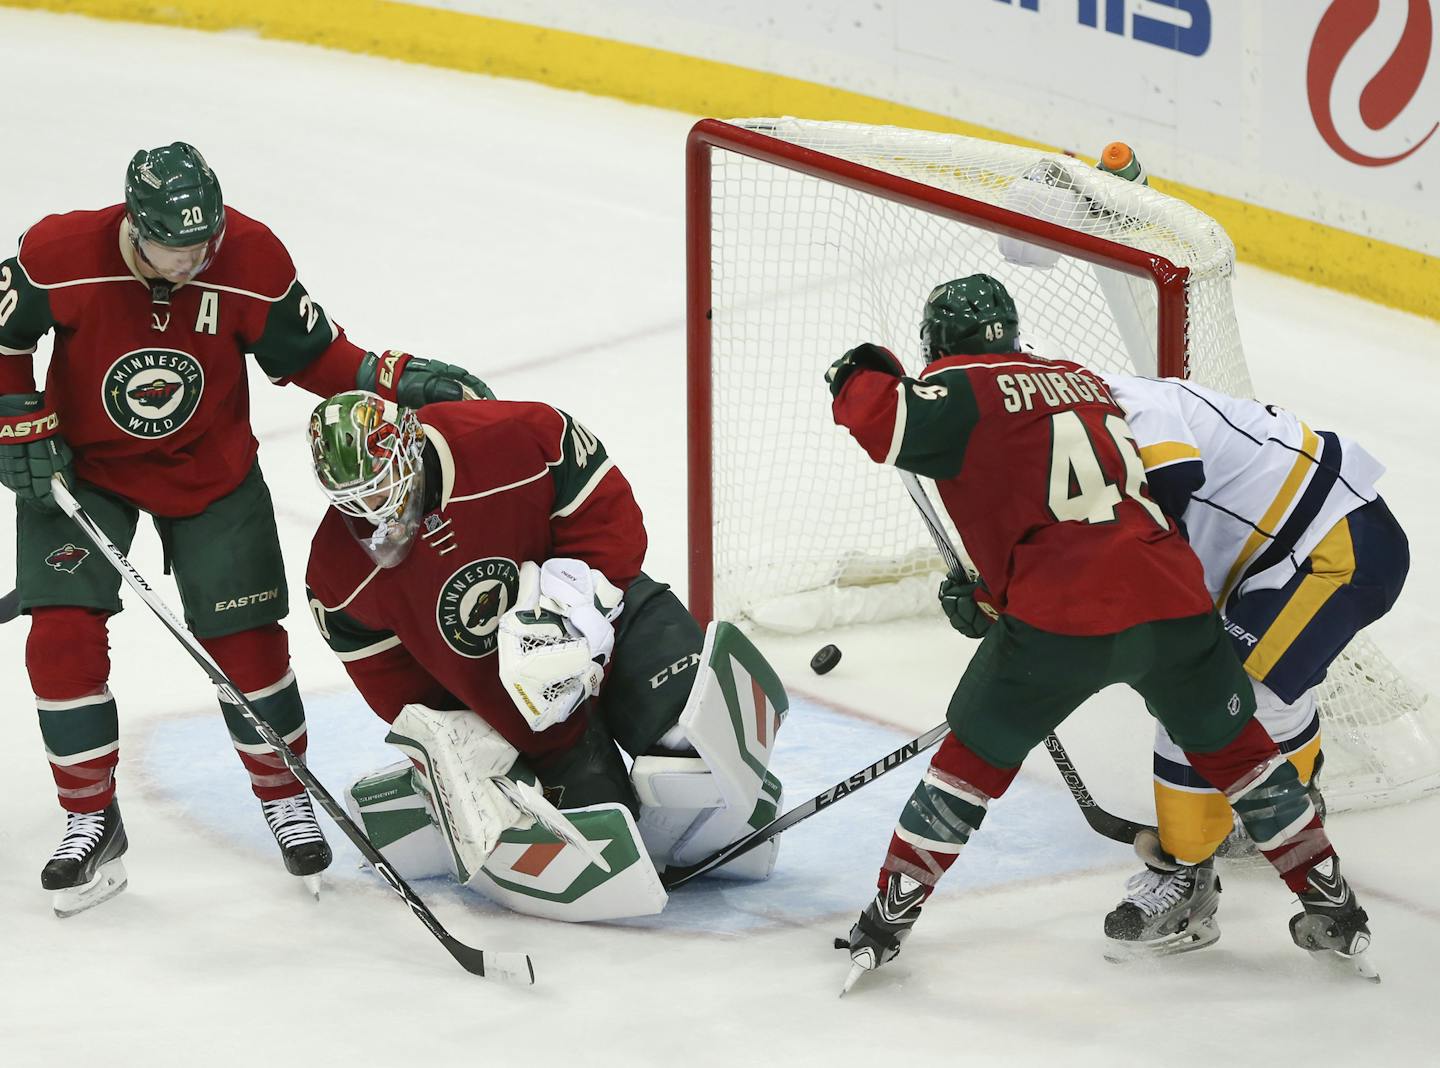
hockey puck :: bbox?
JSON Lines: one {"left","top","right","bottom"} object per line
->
{"left": 810, "top": 644, "right": 842, "bottom": 675}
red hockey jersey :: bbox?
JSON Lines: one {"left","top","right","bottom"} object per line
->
{"left": 305, "top": 400, "right": 648, "bottom": 761}
{"left": 832, "top": 348, "right": 1212, "bottom": 635}
{"left": 0, "top": 204, "right": 369, "bottom": 516}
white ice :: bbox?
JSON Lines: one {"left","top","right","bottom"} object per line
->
{"left": 0, "top": 9, "right": 1437, "bottom": 1067}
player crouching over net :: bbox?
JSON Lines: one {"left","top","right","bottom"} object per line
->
{"left": 304, "top": 390, "right": 785, "bottom": 921}
{"left": 826, "top": 275, "right": 1376, "bottom": 992}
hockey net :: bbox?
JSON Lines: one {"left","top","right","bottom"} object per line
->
{"left": 687, "top": 117, "right": 1438, "bottom": 813}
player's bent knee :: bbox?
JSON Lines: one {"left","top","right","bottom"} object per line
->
{"left": 199, "top": 623, "right": 290, "bottom": 693}
{"left": 27, "top": 606, "right": 111, "bottom": 700}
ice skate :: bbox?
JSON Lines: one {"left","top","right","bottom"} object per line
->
{"left": 1104, "top": 856, "right": 1221, "bottom": 962}
{"left": 261, "top": 793, "right": 332, "bottom": 898}
{"left": 41, "top": 799, "right": 129, "bottom": 918}
{"left": 1288, "top": 856, "right": 1378, "bottom": 982}
{"left": 835, "top": 872, "right": 926, "bottom": 996}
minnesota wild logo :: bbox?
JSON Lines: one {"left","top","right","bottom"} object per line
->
{"left": 435, "top": 557, "right": 519, "bottom": 659}
{"left": 45, "top": 543, "right": 89, "bottom": 573}
{"left": 101, "top": 348, "right": 204, "bottom": 438}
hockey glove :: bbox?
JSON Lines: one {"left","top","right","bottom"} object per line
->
{"left": 358, "top": 350, "right": 495, "bottom": 405}
{"left": 825, "top": 343, "right": 905, "bottom": 399}
{"left": 0, "top": 392, "right": 73, "bottom": 511}
{"left": 938, "top": 572, "right": 995, "bottom": 639}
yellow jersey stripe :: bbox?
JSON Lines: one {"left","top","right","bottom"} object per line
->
{"left": 1244, "top": 518, "right": 1356, "bottom": 679}
{"left": 1138, "top": 441, "right": 1202, "bottom": 470}
{"left": 1219, "top": 423, "right": 1320, "bottom": 604}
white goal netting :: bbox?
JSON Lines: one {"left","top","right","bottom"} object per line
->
{"left": 692, "top": 117, "right": 1438, "bottom": 813}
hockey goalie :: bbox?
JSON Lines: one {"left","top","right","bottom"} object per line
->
{"left": 304, "top": 390, "right": 786, "bottom": 921}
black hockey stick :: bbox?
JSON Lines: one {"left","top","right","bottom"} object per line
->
{"left": 50, "top": 479, "right": 533, "bottom": 984}
{"left": 0, "top": 586, "right": 17, "bottom": 624}
{"left": 898, "top": 471, "right": 1150, "bottom": 845}
{"left": 661, "top": 721, "right": 951, "bottom": 889}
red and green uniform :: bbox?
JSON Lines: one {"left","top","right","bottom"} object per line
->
{"left": 831, "top": 346, "right": 1334, "bottom": 897}
{"left": 307, "top": 400, "right": 703, "bottom": 808}
{"left": 0, "top": 204, "right": 375, "bottom": 813}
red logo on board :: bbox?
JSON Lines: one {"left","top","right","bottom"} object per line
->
{"left": 1307, "top": 0, "right": 1437, "bottom": 166}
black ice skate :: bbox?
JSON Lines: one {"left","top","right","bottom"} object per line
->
{"left": 1288, "top": 856, "right": 1378, "bottom": 981}
{"left": 835, "top": 872, "right": 926, "bottom": 996}
{"left": 41, "top": 799, "right": 129, "bottom": 918}
{"left": 261, "top": 793, "right": 332, "bottom": 898}
{"left": 1104, "top": 856, "right": 1221, "bottom": 962}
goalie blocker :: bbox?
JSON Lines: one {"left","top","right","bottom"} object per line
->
{"left": 345, "top": 620, "right": 787, "bottom": 921}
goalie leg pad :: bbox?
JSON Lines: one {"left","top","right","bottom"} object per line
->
{"left": 475, "top": 802, "right": 668, "bottom": 922}
{"left": 384, "top": 704, "right": 531, "bottom": 883}
{"left": 631, "top": 621, "right": 788, "bottom": 880}
{"left": 345, "top": 761, "right": 453, "bottom": 880}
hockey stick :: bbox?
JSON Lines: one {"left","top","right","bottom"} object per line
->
{"left": 660, "top": 721, "right": 950, "bottom": 889}
{"left": 897, "top": 470, "right": 1150, "bottom": 846}
{"left": 0, "top": 586, "right": 17, "bottom": 624}
{"left": 49, "top": 478, "right": 533, "bottom": 984}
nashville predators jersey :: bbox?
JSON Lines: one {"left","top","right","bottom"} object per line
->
{"left": 1099, "top": 373, "right": 1386, "bottom": 606}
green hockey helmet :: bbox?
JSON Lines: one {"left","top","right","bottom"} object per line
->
{"left": 124, "top": 142, "right": 226, "bottom": 282}
{"left": 308, "top": 391, "right": 427, "bottom": 567}
{"left": 920, "top": 274, "right": 1020, "bottom": 358}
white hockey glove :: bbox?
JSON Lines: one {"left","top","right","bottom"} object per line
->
{"left": 498, "top": 559, "right": 624, "bottom": 733}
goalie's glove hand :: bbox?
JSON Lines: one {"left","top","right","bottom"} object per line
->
{"left": 358, "top": 350, "right": 495, "bottom": 406}
{"left": 825, "top": 343, "right": 905, "bottom": 399}
{"left": 498, "top": 559, "right": 625, "bottom": 733}
{"left": 938, "top": 572, "right": 995, "bottom": 639}
{"left": 0, "top": 393, "right": 73, "bottom": 512}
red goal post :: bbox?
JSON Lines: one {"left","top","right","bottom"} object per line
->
{"left": 684, "top": 117, "right": 1437, "bottom": 815}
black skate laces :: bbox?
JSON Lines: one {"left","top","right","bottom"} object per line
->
{"left": 261, "top": 795, "right": 326, "bottom": 848}
{"left": 49, "top": 811, "right": 107, "bottom": 863}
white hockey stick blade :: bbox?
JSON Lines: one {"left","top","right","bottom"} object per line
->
{"left": 494, "top": 778, "right": 612, "bottom": 874}
{"left": 302, "top": 874, "right": 322, "bottom": 900}
{"left": 484, "top": 951, "right": 538, "bottom": 985}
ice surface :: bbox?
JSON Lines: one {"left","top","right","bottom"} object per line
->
{"left": 0, "top": 9, "right": 1436, "bottom": 1066}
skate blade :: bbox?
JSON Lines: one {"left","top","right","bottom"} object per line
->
{"left": 302, "top": 874, "right": 322, "bottom": 900}
{"left": 52, "top": 858, "right": 128, "bottom": 919}
{"left": 1345, "top": 950, "right": 1381, "bottom": 983}
{"left": 1104, "top": 916, "right": 1220, "bottom": 964}
{"left": 839, "top": 961, "right": 868, "bottom": 998}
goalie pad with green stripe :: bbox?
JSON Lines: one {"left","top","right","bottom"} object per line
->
{"left": 632, "top": 621, "right": 787, "bottom": 880}
{"left": 345, "top": 761, "right": 666, "bottom": 922}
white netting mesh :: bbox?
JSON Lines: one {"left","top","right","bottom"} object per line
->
{"left": 698, "top": 118, "right": 1437, "bottom": 812}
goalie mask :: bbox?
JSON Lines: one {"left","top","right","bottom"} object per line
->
{"left": 308, "top": 390, "right": 426, "bottom": 568}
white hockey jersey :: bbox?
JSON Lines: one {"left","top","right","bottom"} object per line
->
{"left": 1100, "top": 374, "right": 1385, "bottom": 605}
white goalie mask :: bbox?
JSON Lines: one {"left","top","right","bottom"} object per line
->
{"left": 308, "top": 390, "right": 427, "bottom": 567}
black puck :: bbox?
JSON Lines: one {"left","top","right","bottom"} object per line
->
{"left": 810, "top": 644, "right": 842, "bottom": 675}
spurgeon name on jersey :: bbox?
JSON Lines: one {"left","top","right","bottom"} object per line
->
{"left": 0, "top": 205, "right": 374, "bottom": 515}
{"left": 831, "top": 347, "right": 1213, "bottom": 635}
{"left": 305, "top": 400, "right": 646, "bottom": 760}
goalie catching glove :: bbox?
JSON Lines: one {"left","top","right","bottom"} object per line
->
{"left": 498, "top": 559, "right": 625, "bottom": 732}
